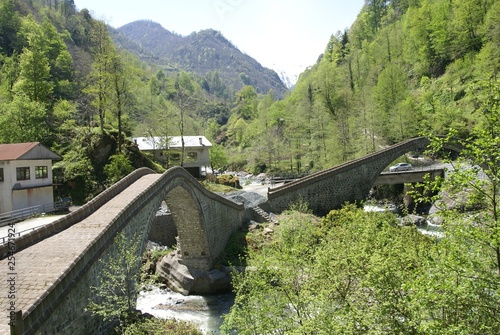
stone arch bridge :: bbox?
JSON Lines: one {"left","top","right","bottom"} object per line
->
{"left": 1, "top": 137, "right": 430, "bottom": 334}
{"left": 267, "top": 137, "right": 430, "bottom": 215}
{"left": 1, "top": 167, "right": 246, "bottom": 335}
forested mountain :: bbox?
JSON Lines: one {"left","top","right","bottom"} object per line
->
{"left": 0, "top": 0, "right": 260, "bottom": 202}
{"left": 220, "top": 0, "right": 500, "bottom": 174}
{"left": 113, "top": 20, "right": 288, "bottom": 98}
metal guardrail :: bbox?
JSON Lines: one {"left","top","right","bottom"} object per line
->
{"left": 0, "top": 225, "right": 48, "bottom": 244}
{"left": 0, "top": 199, "right": 70, "bottom": 228}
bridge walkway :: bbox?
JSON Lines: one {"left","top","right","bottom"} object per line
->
{"left": 0, "top": 173, "right": 161, "bottom": 334}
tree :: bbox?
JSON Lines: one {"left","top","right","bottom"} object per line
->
{"left": 209, "top": 143, "right": 228, "bottom": 173}
{"left": 450, "top": 0, "right": 487, "bottom": 57}
{"left": 41, "top": 18, "right": 74, "bottom": 100}
{"left": 0, "top": 95, "right": 50, "bottom": 143}
{"left": 373, "top": 63, "right": 408, "bottom": 142}
{"left": 104, "top": 154, "right": 134, "bottom": 185}
{"left": 87, "top": 231, "right": 142, "bottom": 332}
{"left": 426, "top": 79, "right": 500, "bottom": 275}
{"left": 172, "top": 72, "right": 200, "bottom": 167}
{"left": 14, "top": 16, "right": 53, "bottom": 104}
{"left": 234, "top": 85, "right": 258, "bottom": 120}
{"left": 0, "top": 54, "right": 20, "bottom": 100}
{"left": 365, "top": 0, "right": 388, "bottom": 32}
{"left": 84, "top": 20, "right": 116, "bottom": 132}
{"left": 109, "top": 54, "right": 130, "bottom": 153}
{"left": 0, "top": 0, "right": 22, "bottom": 55}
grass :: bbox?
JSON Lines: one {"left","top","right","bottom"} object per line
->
{"left": 123, "top": 317, "right": 202, "bottom": 335}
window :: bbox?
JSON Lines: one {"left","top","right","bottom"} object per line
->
{"left": 187, "top": 152, "right": 198, "bottom": 160}
{"left": 0, "top": 168, "right": 3, "bottom": 182}
{"left": 35, "top": 166, "right": 48, "bottom": 179}
{"left": 16, "top": 167, "right": 30, "bottom": 181}
{"left": 170, "top": 153, "right": 180, "bottom": 162}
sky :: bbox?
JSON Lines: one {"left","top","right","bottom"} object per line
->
{"left": 73, "top": 0, "right": 365, "bottom": 77}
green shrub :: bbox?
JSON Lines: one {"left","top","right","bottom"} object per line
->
{"left": 123, "top": 317, "right": 202, "bottom": 335}
{"left": 216, "top": 174, "right": 241, "bottom": 189}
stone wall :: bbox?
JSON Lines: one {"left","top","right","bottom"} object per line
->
{"left": 149, "top": 213, "right": 177, "bottom": 247}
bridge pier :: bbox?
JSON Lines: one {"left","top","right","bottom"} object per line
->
{"left": 155, "top": 251, "right": 232, "bottom": 295}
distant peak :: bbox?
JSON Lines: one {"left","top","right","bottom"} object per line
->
{"left": 120, "top": 20, "right": 161, "bottom": 29}
{"left": 189, "top": 29, "right": 235, "bottom": 48}
{"left": 120, "top": 20, "right": 178, "bottom": 35}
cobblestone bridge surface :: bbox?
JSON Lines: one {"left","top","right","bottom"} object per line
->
{"left": 0, "top": 173, "right": 161, "bottom": 334}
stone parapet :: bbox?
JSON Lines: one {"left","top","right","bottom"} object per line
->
{"left": 0, "top": 167, "right": 156, "bottom": 260}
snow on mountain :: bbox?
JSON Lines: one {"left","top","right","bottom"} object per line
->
{"left": 273, "top": 68, "right": 299, "bottom": 89}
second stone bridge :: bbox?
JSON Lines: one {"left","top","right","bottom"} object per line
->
{"left": 267, "top": 137, "right": 430, "bottom": 215}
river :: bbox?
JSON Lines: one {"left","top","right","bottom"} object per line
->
{"left": 364, "top": 202, "right": 443, "bottom": 237}
{"left": 136, "top": 286, "right": 235, "bottom": 334}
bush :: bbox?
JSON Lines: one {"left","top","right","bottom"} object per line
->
{"left": 123, "top": 317, "right": 202, "bottom": 335}
{"left": 216, "top": 174, "right": 241, "bottom": 189}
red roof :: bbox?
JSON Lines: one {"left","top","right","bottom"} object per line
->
{"left": 0, "top": 142, "right": 60, "bottom": 161}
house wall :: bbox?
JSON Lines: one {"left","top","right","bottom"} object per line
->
{"left": 150, "top": 147, "right": 211, "bottom": 178}
{"left": 0, "top": 159, "right": 54, "bottom": 214}
{"left": 183, "top": 147, "right": 210, "bottom": 168}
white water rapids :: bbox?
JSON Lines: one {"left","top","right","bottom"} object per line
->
{"left": 136, "top": 286, "right": 235, "bottom": 334}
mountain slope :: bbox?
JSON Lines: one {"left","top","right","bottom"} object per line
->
{"left": 113, "top": 20, "right": 288, "bottom": 97}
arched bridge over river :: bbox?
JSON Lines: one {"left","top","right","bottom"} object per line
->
{"left": 1, "top": 167, "right": 246, "bottom": 335}
{"left": 267, "top": 137, "right": 430, "bottom": 215}
{"left": 1, "top": 137, "right": 431, "bottom": 334}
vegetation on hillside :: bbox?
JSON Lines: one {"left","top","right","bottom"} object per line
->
{"left": 215, "top": 0, "right": 500, "bottom": 174}
{"left": 221, "top": 77, "right": 500, "bottom": 334}
{"left": 2, "top": 0, "right": 498, "bottom": 200}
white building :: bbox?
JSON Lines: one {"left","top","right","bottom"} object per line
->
{"left": 132, "top": 136, "right": 212, "bottom": 178}
{"left": 0, "top": 142, "right": 61, "bottom": 215}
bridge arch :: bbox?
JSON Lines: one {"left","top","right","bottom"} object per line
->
{"left": 140, "top": 166, "right": 246, "bottom": 271}
{"left": 151, "top": 172, "right": 214, "bottom": 270}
